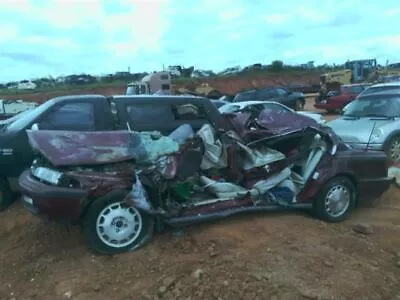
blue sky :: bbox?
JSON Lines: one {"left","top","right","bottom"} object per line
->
{"left": 0, "top": 0, "right": 399, "bottom": 82}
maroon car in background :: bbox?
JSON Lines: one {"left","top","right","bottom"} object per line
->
{"left": 19, "top": 109, "right": 392, "bottom": 255}
{"left": 314, "top": 83, "right": 371, "bottom": 113}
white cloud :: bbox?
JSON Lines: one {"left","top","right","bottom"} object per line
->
{"left": 0, "top": 24, "right": 19, "bottom": 42}
{"left": 264, "top": 14, "right": 287, "bottom": 25}
{"left": 296, "top": 5, "right": 327, "bottom": 23}
{"left": 385, "top": 8, "right": 400, "bottom": 17}
{"left": 219, "top": 8, "right": 243, "bottom": 21}
{"left": 283, "top": 35, "right": 400, "bottom": 62}
{"left": 103, "top": 1, "right": 171, "bottom": 56}
{"left": 1, "top": 0, "right": 170, "bottom": 55}
{"left": 0, "top": 0, "right": 399, "bottom": 82}
{"left": 264, "top": 6, "right": 328, "bottom": 26}
{"left": 228, "top": 33, "right": 241, "bottom": 40}
{"left": 25, "top": 36, "right": 80, "bottom": 51}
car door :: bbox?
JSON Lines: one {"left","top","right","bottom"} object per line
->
{"left": 258, "top": 88, "right": 276, "bottom": 101}
{"left": 273, "top": 88, "right": 293, "bottom": 107}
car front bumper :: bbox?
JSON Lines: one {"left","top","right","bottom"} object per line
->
{"left": 19, "top": 170, "right": 88, "bottom": 222}
{"left": 358, "top": 176, "right": 394, "bottom": 203}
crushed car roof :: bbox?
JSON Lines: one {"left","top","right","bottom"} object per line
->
{"left": 27, "top": 109, "right": 339, "bottom": 167}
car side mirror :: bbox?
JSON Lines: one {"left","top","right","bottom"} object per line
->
{"left": 31, "top": 123, "right": 39, "bottom": 130}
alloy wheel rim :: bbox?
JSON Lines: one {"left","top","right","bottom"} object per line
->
{"left": 390, "top": 139, "right": 400, "bottom": 163}
{"left": 325, "top": 184, "right": 351, "bottom": 218}
{"left": 96, "top": 202, "right": 143, "bottom": 248}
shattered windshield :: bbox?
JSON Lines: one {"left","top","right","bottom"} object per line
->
{"left": 343, "top": 96, "right": 400, "bottom": 118}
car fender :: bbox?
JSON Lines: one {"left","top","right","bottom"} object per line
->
{"left": 382, "top": 129, "right": 400, "bottom": 149}
{"left": 298, "top": 157, "right": 358, "bottom": 202}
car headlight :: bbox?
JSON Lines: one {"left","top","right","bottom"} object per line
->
{"left": 370, "top": 128, "right": 384, "bottom": 143}
{"left": 32, "top": 167, "right": 63, "bottom": 185}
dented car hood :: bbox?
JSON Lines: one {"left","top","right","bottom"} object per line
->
{"left": 224, "top": 109, "right": 340, "bottom": 146}
{"left": 27, "top": 130, "right": 135, "bottom": 166}
{"left": 26, "top": 129, "right": 180, "bottom": 167}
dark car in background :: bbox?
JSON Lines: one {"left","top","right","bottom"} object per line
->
{"left": 233, "top": 87, "right": 306, "bottom": 111}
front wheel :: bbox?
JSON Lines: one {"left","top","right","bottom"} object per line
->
{"left": 313, "top": 176, "right": 356, "bottom": 223}
{"left": 385, "top": 135, "right": 400, "bottom": 165}
{"left": 83, "top": 192, "right": 154, "bottom": 255}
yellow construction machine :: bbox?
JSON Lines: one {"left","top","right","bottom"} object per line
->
{"left": 317, "top": 59, "right": 378, "bottom": 102}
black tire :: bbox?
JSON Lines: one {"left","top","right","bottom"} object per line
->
{"left": 0, "top": 177, "right": 13, "bottom": 211}
{"left": 384, "top": 135, "right": 400, "bottom": 165}
{"left": 313, "top": 176, "right": 356, "bottom": 223}
{"left": 83, "top": 190, "right": 154, "bottom": 255}
{"left": 295, "top": 99, "right": 305, "bottom": 111}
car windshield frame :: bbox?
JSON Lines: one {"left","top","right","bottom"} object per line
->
{"left": 219, "top": 103, "right": 242, "bottom": 113}
{"left": 5, "top": 99, "right": 56, "bottom": 132}
{"left": 342, "top": 95, "right": 400, "bottom": 118}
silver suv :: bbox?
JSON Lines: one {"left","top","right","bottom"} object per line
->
{"left": 358, "top": 81, "right": 400, "bottom": 97}
{"left": 329, "top": 90, "right": 400, "bottom": 164}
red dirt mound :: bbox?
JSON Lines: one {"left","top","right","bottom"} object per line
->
{"left": 1, "top": 73, "right": 320, "bottom": 103}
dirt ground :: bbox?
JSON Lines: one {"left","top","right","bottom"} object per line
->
{"left": 1, "top": 96, "right": 400, "bottom": 300}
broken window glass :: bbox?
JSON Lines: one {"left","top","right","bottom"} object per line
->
{"left": 173, "top": 104, "right": 207, "bottom": 120}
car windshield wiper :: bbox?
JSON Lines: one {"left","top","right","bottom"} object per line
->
{"left": 362, "top": 114, "right": 392, "bottom": 118}
{"left": 342, "top": 114, "right": 360, "bottom": 119}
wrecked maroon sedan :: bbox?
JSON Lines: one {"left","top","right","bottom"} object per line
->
{"left": 19, "top": 109, "right": 392, "bottom": 255}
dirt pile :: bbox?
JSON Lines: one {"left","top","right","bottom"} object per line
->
{"left": 175, "top": 73, "right": 320, "bottom": 95}
{"left": 1, "top": 73, "right": 320, "bottom": 103}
